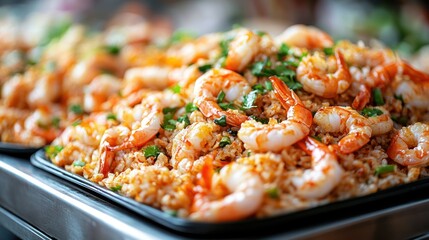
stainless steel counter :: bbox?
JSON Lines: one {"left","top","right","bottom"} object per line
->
{"left": 1, "top": 153, "right": 429, "bottom": 239}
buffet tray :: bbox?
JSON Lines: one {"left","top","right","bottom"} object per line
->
{"left": 30, "top": 149, "right": 429, "bottom": 236}
{"left": 0, "top": 142, "right": 41, "bottom": 156}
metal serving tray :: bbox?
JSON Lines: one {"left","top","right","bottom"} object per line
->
{"left": 30, "top": 149, "right": 429, "bottom": 236}
{"left": 0, "top": 142, "right": 41, "bottom": 156}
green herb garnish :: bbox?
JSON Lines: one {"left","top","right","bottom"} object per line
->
{"left": 106, "top": 113, "right": 117, "bottom": 121}
{"left": 361, "top": 108, "right": 384, "bottom": 117}
{"left": 198, "top": 64, "right": 212, "bottom": 73}
{"left": 219, "top": 102, "right": 237, "bottom": 110}
{"left": 217, "top": 90, "right": 226, "bottom": 103}
{"left": 40, "top": 20, "right": 71, "bottom": 45}
{"left": 110, "top": 185, "right": 122, "bottom": 192}
{"left": 250, "top": 115, "right": 269, "bottom": 124}
{"left": 144, "top": 145, "right": 161, "bottom": 158}
{"left": 277, "top": 43, "right": 290, "bottom": 60}
{"left": 264, "top": 81, "right": 273, "bottom": 91}
{"left": 311, "top": 136, "right": 323, "bottom": 142}
{"left": 169, "top": 30, "right": 195, "bottom": 45}
{"left": 394, "top": 94, "right": 404, "bottom": 104}
{"left": 266, "top": 187, "right": 280, "bottom": 199}
{"left": 323, "top": 47, "right": 334, "bottom": 56}
{"left": 103, "top": 45, "right": 121, "bottom": 55}
{"left": 242, "top": 90, "right": 259, "bottom": 110}
{"left": 375, "top": 165, "right": 395, "bottom": 176}
{"left": 170, "top": 85, "right": 181, "bottom": 94}
{"left": 69, "top": 104, "right": 84, "bottom": 115}
{"left": 72, "top": 160, "right": 86, "bottom": 167}
{"left": 51, "top": 117, "right": 60, "bottom": 129}
{"left": 45, "top": 145, "right": 64, "bottom": 158}
{"left": 177, "top": 115, "right": 190, "bottom": 127}
{"left": 219, "top": 136, "right": 232, "bottom": 147}
{"left": 391, "top": 115, "right": 408, "bottom": 125}
{"left": 185, "top": 103, "right": 199, "bottom": 113}
{"left": 214, "top": 115, "right": 227, "bottom": 127}
{"left": 72, "top": 120, "right": 81, "bottom": 126}
{"left": 372, "top": 88, "right": 384, "bottom": 106}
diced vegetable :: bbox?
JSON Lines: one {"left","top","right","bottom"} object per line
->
{"left": 361, "top": 108, "right": 383, "bottom": 117}
{"left": 219, "top": 136, "right": 231, "bottom": 147}
{"left": 375, "top": 165, "right": 395, "bottom": 176}
{"left": 372, "top": 88, "right": 384, "bottom": 106}
{"left": 143, "top": 145, "right": 161, "bottom": 158}
{"left": 214, "top": 115, "right": 227, "bottom": 127}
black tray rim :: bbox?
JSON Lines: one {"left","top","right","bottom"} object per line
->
{"left": 0, "top": 142, "right": 41, "bottom": 154}
{"left": 30, "top": 149, "right": 429, "bottom": 235}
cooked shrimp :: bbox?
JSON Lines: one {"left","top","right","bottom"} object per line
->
{"left": 296, "top": 49, "right": 352, "bottom": 98}
{"left": 366, "top": 107, "right": 393, "bottom": 136}
{"left": 23, "top": 106, "right": 62, "bottom": 143}
{"left": 238, "top": 76, "right": 312, "bottom": 152}
{"left": 2, "top": 73, "right": 34, "bottom": 108}
{"left": 98, "top": 125, "right": 131, "bottom": 177}
{"left": 193, "top": 68, "right": 250, "bottom": 127}
{"left": 171, "top": 122, "right": 219, "bottom": 172}
{"left": 224, "top": 29, "right": 260, "bottom": 72}
{"left": 314, "top": 106, "right": 372, "bottom": 154}
{"left": 122, "top": 66, "right": 171, "bottom": 95}
{"left": 27, "top": 72, "right": 61, "bottom": 108}
{"left": 190, "top": 162, "right": 263, "bottom": 222}
{"left": 166, "top": 33, "right": 222, "bottom": 66}
{"left": 387, "top": 123, "right": 429, "bottom": 167}
{"left": 293, "top": 137, "right": 344, "bottom": 199}
{"left": 83, "top": 74, "right": 122, "bottom": 112}
{"left": 335, "top": 40, "right": 395, "bottom": 68}
{"left": 275, "top": 24, "right": 334, "bottom": 49}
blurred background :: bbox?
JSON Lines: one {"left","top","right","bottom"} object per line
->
{"left": 1, "top": 0, "right": 429, "bottom": 56}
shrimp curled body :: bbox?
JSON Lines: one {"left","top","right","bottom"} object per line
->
{"left": 238, "top": 76, "right": 312, "bottom": 152}
{"left": 387, "top": 123, "right": 429, "bottom": 167}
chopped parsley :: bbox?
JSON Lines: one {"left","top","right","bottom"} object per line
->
{"left": 266, "top": 187, "right": 280, "bottom": 199}
{"left": 40, "top": 20, "right": 71, "bottom": 45}
{"left": 217, "top": 90, "right": 226, "bottom": 103}
{"left": 72, "top": 160, "right": 86, "bottom": 167}
{"left": 51, "top": 117, "right": 60, "bottom": 129}
{"left": 198, "top": 64, "right": 212, "bottom": 73}
{"left": 162, "top": 107, "right": 178, "bottom": 131}
{"left": 277, "top": 43, "right": 290, "bottom": 60}
{"left": 103, "top": 45, "right": 121, "bottom": 55}
{"left": 69, "top": 104, "right": 84, "bottom": 115}
{"left": 214, "top": 115, "right": 227, "bottom": 127}
{"left": 169, "top": 30, "right": 195, "bottom": 45}
{"left": 372, "top": 88, "right": 384, "bottom": 106}
{"left": 219, "top": 136, "right": 232, "bottom": 147}
{"left": 170, "top": 85, "right": 181, "bottom": 94}
{"left": 323, "top": 47, "right": 334, "bottom": 56}
{"left": 264, "top": 80, "right": 273, "bottom": 91}
{"left": 71, "top": 120, "right": 81, "bottom": 126}
{"left": 143, "top": 145, "right": 161, "bottom": 158}
{"left": 177, "top": 115, "right": 190, "bottom": 127}
{"left": 218, "top": 102, "right": 237, "bottom": 110}
{"left": 391, "top": 115, "right": 408, "bottom": 125}
{"left": 106, "top": 113, "right": 117, "bottom": 121}
{"left": 250, "top": 115, "right": 269, "bottom": 124}
{"left": 361, "top": 108, "right": 384, "bottom": 117}
{"left": 242, "top": 90, "right": 259, "bottom": 110}
{"left": 251, "top": 58, "right": 275, "bottom": 77}
{"left": 375, "top": 165, "right": 395, "bottom": 176}
{"left": 45, "top": 145, "right": 64, "bottom": 159}
{"left": 185, "top": 103, "right": 199, "bottom": 113}
{"left": 110, "top": 185, "right": 122, "bottom": 192}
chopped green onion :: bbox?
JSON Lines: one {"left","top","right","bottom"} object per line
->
{"left": 217, "top": 90, "right": 226, "bottom": 103}
{"left": 255, "top": 30, "right": 267, "bottom": 36}
{"left": 170, "top": 85, "right": 181, "bottom": 94}
{"left": 165, "top": 210, "right": 178, "bottom": 217}
{"left": 162, "top": 120, "right": 177, "bottom": 131}
{"left": 185, "top": 103, "right": 199, "bottom": 113}
{"left": 323, "top": 47, "right": 334, "bottom": 56}
{"left": 242, "top": 90, "right": 259, "bottom": 110}
{"left": 218, "top": 102, "right": 236, "bottom": 110}
{"left": 169, "top": 30, "right": 195, "bottom": 45}
{"left": 250, "top": 115, "right": 269, "bottom": 124}
{"left": 214, "top": 115, "right": 227, "bottom": 127}
{"left": 375, "top": 165, "right": 395, "bottom": 176}
{"left": 361, "top": 108, "right": 384, "bottom": 117}
{"left": 280, "top": 76, "right": 303, "bottom": 90}
{"left": 198, "top": 64, "right": 212, "bottom": 73}
{"left": 177, "top": 115, "right": 190, "bottom": 127}
{"left": 72, "top": 160, "right": 86, "bottom": 167}
{"left": 391, "top": 115, "right": 408, "bottom": 125}
{"left": 69, "top": 104, "right": 84, "bottom": 115}
{"left": 110, "top": 185, "right": 122, "bottom": 192}
{"left": 106, "top": 113, "right": 117, "bottom": 121}
{"left": 283, "top": 60, "right": 300, "bottom": 68}
{"left": 45, "top": 145, "right": 64, "bottom": 159}
{"left": 252, "top": 84, "right": 265, "bottom": 93}
{"left": 219, "top": 136, "right": 232, "bottom": 147}
{"left": 71, "top": 120, "right": 81, "bottom": 126}
{"left": 51, "top": 117, "right": 60, "bottom": 129}
{"left": 277, "top": 43, "right": 290, "bottom": 60}
{"left": 394, "top": 94, "right": 404, "bottom": 104}
{"left": 103, "top": 45, "right": 121, "bottom": 55}
{"left": 220, "top": 38, "right": 232, "bottom": 58}
{"left": 40, "top": 20, "right": 71, "bottom": 45}
{"left": 264, "top": 81, "right": 273, "bottom": 91}
{"left": 266, "top": 187, "right": 280, "bottom": 199}
{"left": 143, "top": 145, "right": 161, "bottom": 158}
{"left": 311, "top": 136, "right": 322, "bottom": 142}
{"left": 162, "top": 107, "right": 178, "bottom": 115}
{"left": 372, "top": 88, "right": 384, "bottom": 106}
